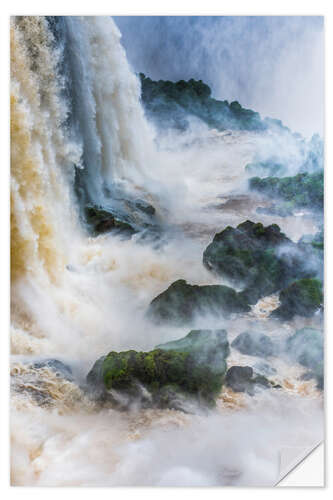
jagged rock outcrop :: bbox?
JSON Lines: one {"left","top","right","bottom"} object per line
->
{"left": 140, "top": 74, "right": 266, "bottom": 132}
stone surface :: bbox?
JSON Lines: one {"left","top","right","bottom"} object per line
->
{"left": 86, "top": 329, "right": 230, "bottom": 409}
{"left": 147, "top": 279, "right": 250, "bottom": 325}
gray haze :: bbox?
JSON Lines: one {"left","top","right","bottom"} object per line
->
{"left": 114, "top": 16, "right": 324, "bottom": 138}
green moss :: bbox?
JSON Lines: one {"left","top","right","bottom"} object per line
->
{"left": 87, "top": 330, "right": 230, "bottom": 409}
{"left": 272, "top": 279, "right": 323, "bottom": 320}
{"left": 203, "top": 220, "right": 314, "bottom": 304}
{"left": 139, "top": 74, "right": 267, "bottom": 132}
{"left": 148, "top": 279, "right": 250, "bottom": 325}
{"left": 249, "top": 171, "right": 323, "bottom": 211}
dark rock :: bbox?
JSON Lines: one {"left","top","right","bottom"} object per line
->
{"left": 84, "top": 205, "right": 136, "bottom": 237}
{"left": 139, "top": 74, "right": 267, "bottom": 133}
{"left": 156, "top": 329, "right": 230, "bottom": 370}
{"left": 203, "top": 220, "right": 313, "bottom": 304}
{"left": 86, "top": 329, "right": 230, "bottom": 409}
{"left": 147, "top": 279, "right": 250, "bottom": 325}
{"left": 132, "top": 198, "right": 156, "bottom": 216}
{"left": 225, "top": 366, "right": 271, "bottom": 396}
{"left": 231, "top": 331, "right": 276, "bottom": 358}
{"left": 286, "top": 327, "right": 323, "bottom": 389}
{"left": 272, "top": 279, "right": 323, "bottom": 320}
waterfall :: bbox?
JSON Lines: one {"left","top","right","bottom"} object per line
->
{"left": 11, "top": 15, "right": 155, "bottom": 284}
{"left": 49, "top": 16, "right": 156, "bottom": 208}
{"left": 10, "top": 16, "right": 323, "bottom": 487}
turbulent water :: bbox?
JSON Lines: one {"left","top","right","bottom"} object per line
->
{"left": 10, "top": 16, "right": 323, "bottom": 486}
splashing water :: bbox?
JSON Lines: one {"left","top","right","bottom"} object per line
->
{"left": 10, "top": 16, "right": 323, "bottom": 486}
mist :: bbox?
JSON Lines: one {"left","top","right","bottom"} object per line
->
{"left": 114, "top": 16, "right": 324, "bottom": 138}
{"left": 10, "top": 16, "right": 324, "bottom": 487}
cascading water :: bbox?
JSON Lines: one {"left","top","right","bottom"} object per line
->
{"left": 46, "top": 16, "right": 157, "bottom": 209}
{"left": 10, "top": 15, "right": 323, "bottom": 486}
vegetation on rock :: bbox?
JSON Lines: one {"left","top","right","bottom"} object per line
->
{"left": 139, "top": 74, "right": 266, "bottom": 132}
{"left": 147, "top": 279, "right": 250, "bottom": 325}
{"left": 272, "top": 278, "right": 323, "bottom": 320}
{"left": 86, "top": 329, "right": 230, "bottom": 409}
{"left": 249, "top": 171, "right": 323, "bottom": 212}
{"left": 203, "top": 220, "right": 314, "bottom": 304}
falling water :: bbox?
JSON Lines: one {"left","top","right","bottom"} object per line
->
{"left": 10, "top": 16, "right": 323, "bottom": 486}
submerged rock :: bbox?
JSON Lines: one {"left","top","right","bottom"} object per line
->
{"left": 84, "top": 205, "right": 136, "bottom": 237}
{"left": 86, "top": 330, "right": 230, "bottom": 409}
{"left": 286, "top": 327, "right": 323, "bottom": 389}
{"left": 203, "top": 220, "right": 313, "bottom": 304}
{"left": 224, "top": 366, "right": 272, "bottom": 396}
{"left": 231, "top": 331, "right": 276, "bottom": 358}
{"left": 271, "top": 278, "right": 323, "bottom": 320}
{"left": 147, "top": 279, "right": 250, "bottom": 325}
{"left": 131, "top": 198, "right": 156, "bottom": 216}
{"left": 32, "top": 359, "right": 74, "bottom": 382}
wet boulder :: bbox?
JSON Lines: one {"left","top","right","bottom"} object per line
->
{"left": 231, "top": 331, "right": 277, "bottom": 358}
{"left": 147, "top": 279, "right": 250, "bottom": 325}
{"left": 224, "top": 366, "right": 271, "bottom": 396}
{"left": 86, "top": 329, "right": 230, "bottom": 409}
{"left": 286, "top": 327, "right": 323, "bottom": 389}
{"left": 271, "top": 278, "right": 323, "bottom": 320}
{"left": 84, "top": 205, "right": 136, "bottom": 237}
{"left": 132, "top": 198, "right": 156, "bottom": 216}
{"left": 203, "top": 220, "right": 314, "bottom": 304}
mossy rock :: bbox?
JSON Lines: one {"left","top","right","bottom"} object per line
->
{"left": 86, "top": 330, "right": 230, "bottom": 409}
{"left": 231, "top": 331, "right": 277, "bottom": 358}
{"left": 203, "top": 220, "right": 313, "bottom": 304}
{"left": 286, "top": 327, "right": 323, "bottom": 389}
{"left": 147, "top": 279, "right": 250, "bottom": 325}
{"left": 272, "top": 278, "right": 323, "bottom": 320}
{"left": 139, "top": 74, "right": 267, "bottom": 133}
{"left": 157, "top": 329, "right": 230, "bottom": 371}
{"left": 249, "top": 171, "right": 323, "bottom": 211}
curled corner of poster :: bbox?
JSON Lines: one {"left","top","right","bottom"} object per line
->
{"left": 276, "top": 441, "right": 324, "bottom": 487}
